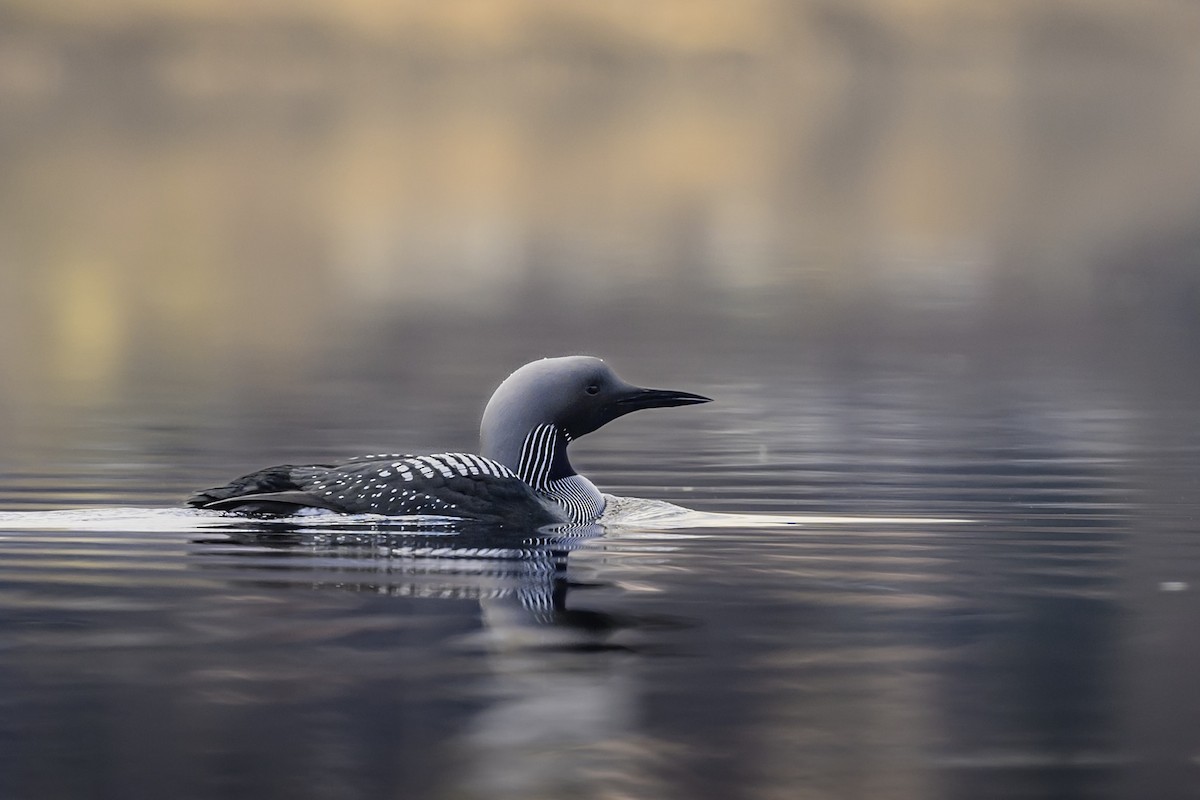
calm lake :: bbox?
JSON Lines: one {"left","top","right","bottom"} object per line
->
{"left": 1, "top": 346, "right": 1198, "bottom": 800}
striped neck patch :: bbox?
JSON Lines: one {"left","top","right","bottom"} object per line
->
{"left": 517, "top": 424, "right": 605, "bottom": 523}
{"left": 516, "top": 423, "right": 562, "bottom": 490}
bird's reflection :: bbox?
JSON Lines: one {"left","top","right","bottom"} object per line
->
{"left": 191, "top": 520, "right": 670, "bottom": 798}
{"left": 194, "top": 520, "right": 620, "bottom": 640}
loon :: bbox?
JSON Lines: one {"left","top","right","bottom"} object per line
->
{"left": 187, "top": 356, "right": 710, "bottom": 525}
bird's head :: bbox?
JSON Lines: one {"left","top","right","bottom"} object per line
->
{"left": 479, "top": 356, "right": 711, "bottom": 466}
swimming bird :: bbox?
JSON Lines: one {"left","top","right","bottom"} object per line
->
{"left": 187, "top": 356, "right": 710, "bottom": 525}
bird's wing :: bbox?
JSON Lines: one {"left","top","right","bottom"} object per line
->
{"left": 197, "top": 490, "right": 342, "bottom": 514}
{"left": 188, "top": 453, "right": 562, "bottom": 525}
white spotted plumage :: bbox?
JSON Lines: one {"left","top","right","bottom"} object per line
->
{"left": 289, "top": 452, "right": 522, "bottom": 517}
{"left": 301, "top": 448, "right": 603, "bottom": 523}
{"left": 367, "top": 453, "right": 516, "bottom": 482}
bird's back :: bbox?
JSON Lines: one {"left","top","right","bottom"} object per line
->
{"left": 188, "top": 452, "right": 565, "bottom": 525}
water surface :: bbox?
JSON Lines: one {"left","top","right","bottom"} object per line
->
{"left": 2, "top": 361, "right": 1196, "bottom": 800}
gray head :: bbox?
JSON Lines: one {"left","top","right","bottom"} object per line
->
{"left": 479, "top": 356, "right": 710, "bottom": 478}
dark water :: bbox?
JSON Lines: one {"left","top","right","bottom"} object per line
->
{"left": 2, "top": 356, "right": 1198, "bottom": 800}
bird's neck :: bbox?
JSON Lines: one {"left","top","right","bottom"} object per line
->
{"left": 484, "top": 423, "right": 576, "bottom": 488}
{"left": 483, "top": 422, "right": 606, "bottom": 523}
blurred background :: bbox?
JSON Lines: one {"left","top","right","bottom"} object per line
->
{"left": 2, "top": 0, "right": 1199, "bottom": 422}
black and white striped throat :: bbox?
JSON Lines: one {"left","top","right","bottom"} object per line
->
{"left": 517, "top": 424, "right": 604, "bottom": 523}
{"left": 516, "top": 423, "right": 572, "bottom": 490}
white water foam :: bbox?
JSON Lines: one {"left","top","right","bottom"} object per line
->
{"left": 598, "top": 495, "right": 971, "bottom": 528}
{"left": 0, "top": 501, "right": 970, "bottom": 534}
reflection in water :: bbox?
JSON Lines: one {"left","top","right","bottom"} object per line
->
{"left": 195, "top": 523, "right": 665, "bottom": 800}
{"left": 202, "top": 523, "right": 605, "bottom": 621}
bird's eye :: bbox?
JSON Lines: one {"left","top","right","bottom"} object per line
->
{"left": 585, "top": 384, "right": 600, "bottom": 395}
